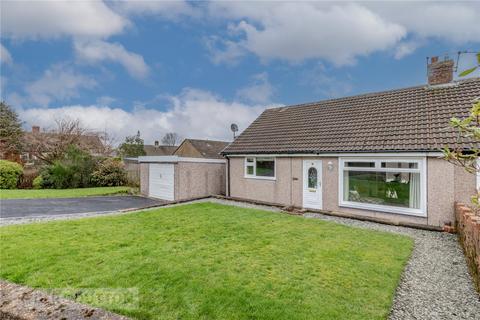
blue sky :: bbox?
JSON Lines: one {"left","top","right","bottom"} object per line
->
{"left": 1, "top": 1, "right": 479, "bottom": 144}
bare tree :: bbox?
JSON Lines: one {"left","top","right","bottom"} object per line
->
{"left": 161, "top": 132, "right": 180, "bottom": 146}
{"left": 26, "top": 118, "right": 98, "bottom": 164}
{"left": 94, "top": 129, "right": 117, "bottom": 157}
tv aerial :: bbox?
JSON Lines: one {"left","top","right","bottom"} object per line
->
{"left": 230, "top": 123, "right": 238, "bottom": 139}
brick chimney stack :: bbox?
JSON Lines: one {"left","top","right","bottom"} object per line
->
{"left": 428, "top": 56, "right": 454, "bottom": 85}
{"left": 32, "top": 126, "right": 40, "bottom": 134}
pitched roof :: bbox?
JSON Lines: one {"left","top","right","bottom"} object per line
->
{"left": 23, "top": 132, "right": 104, "bottom": 153}
{"left": 177, "top": 139, "right": 229, "bottom": 159}
{"left": 144, "top": 145, "right": 176, "bottom": 156}
{"left": 223, "top": 78, "right": 480, "bottom": 154}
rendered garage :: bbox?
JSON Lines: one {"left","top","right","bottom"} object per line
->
{"left": 139, "top": 156, "right": 226, "bottom": 201}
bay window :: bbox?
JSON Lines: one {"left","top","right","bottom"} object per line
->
{"left": 245, "top": 157, "right": 275, "bottom": 179}
{"left": 339, "top": 158, "right": 426, "bottom": 216}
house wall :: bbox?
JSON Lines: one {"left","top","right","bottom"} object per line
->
{"left": 229, "top": 157, "right": 303, "bottom": 206}
{"left": 174, "top": 141, "right": 202, "bottom": 158}
{"left": 454, "top": 165, "right": 477, "bottom": 204}
{"left": 175, "top": 162, "right": 226, "bottom": 200}
{"left": 228, "top": 156, "right": 477, "bottom": 227}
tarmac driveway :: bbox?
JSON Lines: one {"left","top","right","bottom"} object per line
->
{"left": 0, "top": 196, "right": 165, "bottom": 219}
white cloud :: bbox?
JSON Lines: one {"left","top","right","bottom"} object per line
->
{"left": 96, "top": 96, "right": 117, "bottom": 106}
{"left": 207, "top": 3, "right": 406, "bottom": 65}
{"left": 17, "top": 89, "right": 267, "bottom": 144}
{"left": 370, "top": 2, "right": 480, "bottom": 44}
{"left": 10, "top": 64, "right": 97, "bottom": 107}
{"left": 301, "top": 63, "right": 352, "bottom": 98}
{"left": 205, "top": 36, "right": 246, "bottom": 65}
{"left": 74, "top": 40, "right": 149, "bottom": 79}
{"left": 207, "top": 2, "right": 480, "bottom": 64}
{"left": 394, "top": 41, "right": 422, "bottom": 60}
{"left": 0, "top": 1, "right": 128, "bottom": 39}
{"left": 236, "top": 72, "right": 274, "bottom": 104}
{"left": 112, "top": 0, "right": 199, "bottom": 20}
{"left": 0, "top": 43, "right": 12, "bottom": 64}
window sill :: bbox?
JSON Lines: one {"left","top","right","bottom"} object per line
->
{"left": 244, "top": 175, "right": 276, "bottom": 181}
{"left": 339, "top": 201, "right": 426, "bottom": 217}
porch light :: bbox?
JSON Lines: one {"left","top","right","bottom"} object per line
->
{"left": 327, "top": 161, "right": 334, "bottom": 172}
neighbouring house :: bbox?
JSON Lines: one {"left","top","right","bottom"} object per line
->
{"left": 144, "top": 141, "right": 177, "bottom": 156}
{"left": 139, "top": 139, "right": 229, "bottom": 201}
{"left": 21, "top": 126, "right": 105, "bottom": 167}
{"left": 222, "top": 57, "right": 480, "bottom": 228}
{"left": 174, "top": 139, "right": 229, "bottom": 159}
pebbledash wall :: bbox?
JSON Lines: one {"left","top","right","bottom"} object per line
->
{"left": 140, "top": 160, "right": 226, "bottom": 201}
{"left": 175, "top": 162, "right": 226, "bottom": 200}
{"left": 228, "top": 156, "right": 476, "bottom": 228}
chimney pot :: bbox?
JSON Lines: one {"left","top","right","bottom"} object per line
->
{"left": 428, "top": 57, "right": 454, "bottom": 85}
{"left": 32, "top": 126, "right": 40, "bottom": 134}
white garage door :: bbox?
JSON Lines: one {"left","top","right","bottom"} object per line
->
{"left": 149, "top": 163, "right": 174, "bottom": 201}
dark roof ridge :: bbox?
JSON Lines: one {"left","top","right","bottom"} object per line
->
{"left": 268, "top": 77, "right": 480, "bottom": 112}
{"left": 184, "top": 138, "right": 229, "bottom": 143}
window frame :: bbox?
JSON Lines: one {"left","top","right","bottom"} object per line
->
{"left": 338, "top": 157, "right": 427, "bottom": 217}
{"left": 244, "top": 157, "right": 276, "bottom": 180}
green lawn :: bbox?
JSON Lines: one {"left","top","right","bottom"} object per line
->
{"left": 0, "top": 186, "right": 132, "bottom": 199}
{"left": 0, "top": 203, "right": 413, "bottom": 320}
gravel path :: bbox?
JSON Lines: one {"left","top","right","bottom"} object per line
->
{"left": 2, "top": 197, "right": 479, "bottom": 318}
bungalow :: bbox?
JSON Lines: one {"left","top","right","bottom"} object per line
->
{"left": 222, "top": 57, "right": 480, "bottom": 228}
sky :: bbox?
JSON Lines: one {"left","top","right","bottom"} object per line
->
{"left": 1, "top": 1, "right": 479, "bottom": 145}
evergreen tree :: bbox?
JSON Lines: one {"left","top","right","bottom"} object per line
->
{"left": 118, "top": 131, "right": 146, "bottom": 158}
{"left": 0, "top": 101, "right": 23, "bottom": 155}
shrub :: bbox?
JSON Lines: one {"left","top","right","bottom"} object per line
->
{"left": 32, "top": 175, "right": 43, "bottom": 189}
{"left": 18, "top": 168, "right": 39, "bottom": 189}
{"left": 91, "top": 158, "right": 128, "bottom": 187}
{"left": 0, "top": 160, "right": 23, "bottom": 189}
{"left": 39, "top": 145, "right": 98, "bottom": 189}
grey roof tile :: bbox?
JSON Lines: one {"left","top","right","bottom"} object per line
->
{"left": 223, "top": 78, "right": 480, "bottom": 154}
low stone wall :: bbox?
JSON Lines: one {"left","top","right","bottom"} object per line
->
{"left": 455, "top": 203, "right": 480, "bottom": 291}
{"left": 0, "top": 280, "right": 130, "bottom": 320}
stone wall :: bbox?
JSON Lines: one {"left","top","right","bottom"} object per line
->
{"left": 455, "top": 203, "right": 480, "bottom": 291}
{"left": 0, "top": 280, "right": 130, "bottom": 320}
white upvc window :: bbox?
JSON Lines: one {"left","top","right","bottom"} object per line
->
{"left": 244, "top": 157, "right": 276, "bottom": 180}
{"left": 339, "top": 157, "right": 427, "bottom": 217}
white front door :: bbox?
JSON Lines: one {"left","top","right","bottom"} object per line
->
{"left": 149, "top": 163, "right": 175, "bottom": 201}
{"left": 303, "top": 160, "right": 322, "bottom": 210}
